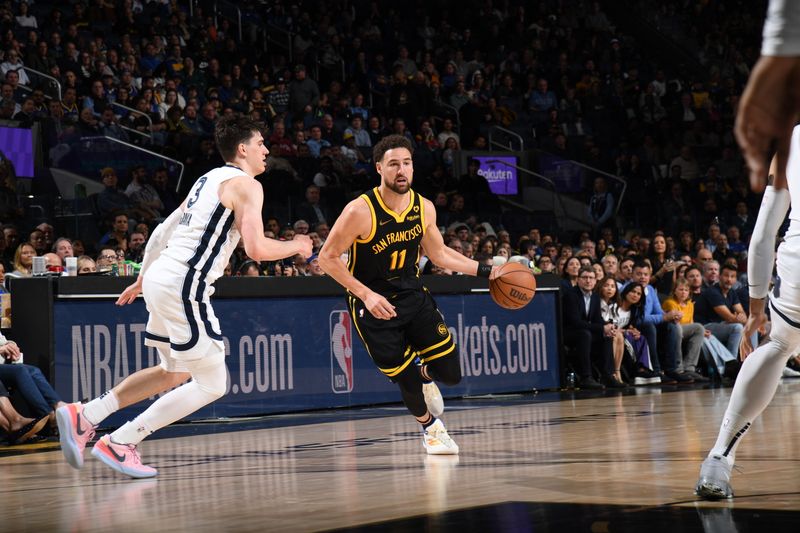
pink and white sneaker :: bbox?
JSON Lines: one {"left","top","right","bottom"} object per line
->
{"left": 56, "top": 403, "right": 96, "bottom": 469}
{"left": 91, "top": 435, "right": 158, "bottom": 479}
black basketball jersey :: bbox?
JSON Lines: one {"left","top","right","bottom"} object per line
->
{"left": 348, "top": 187, "right": 426, "bottom": 296}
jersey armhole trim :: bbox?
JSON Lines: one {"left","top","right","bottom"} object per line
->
{"left": 419, "top": 194, "right": 427, "bottom": 236}
{"left": 354, "top": 194, "right": 377, "bottom": 244}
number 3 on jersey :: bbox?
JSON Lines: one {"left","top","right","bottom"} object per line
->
{"left": 186, "top": 176, "right": 207, "bottom": 208}
{"left": 389, "top": 249, "right": 406, "bottom": 270}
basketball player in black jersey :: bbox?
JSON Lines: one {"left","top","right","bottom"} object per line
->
{"left": 319, "top": 134, "right": 496, "bottom": 454}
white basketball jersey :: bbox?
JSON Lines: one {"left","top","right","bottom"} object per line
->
{"left": 775, "top": 126, "right": 800, "bottom": 295}
{"left": 161, "top": 164, "right": 243, "bottom": 286}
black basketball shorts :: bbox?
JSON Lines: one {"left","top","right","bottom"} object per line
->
{"left": 346, "top": 289, "right": 455, "bottom": 379}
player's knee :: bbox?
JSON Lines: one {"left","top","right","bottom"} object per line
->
{"left": 194, "top": 374, "right": 227, "bottom": 400}
{"left": 439, "top": 372, "right": 461, "bottom": 386}
{"left": 168, "top": 371, "right": 191, "bottom": 389}
{"left": 431, "top": 357, "right": 461, "bottom": 386}
{"left": 186, "top": 359, "right": 227, "bottom": 399}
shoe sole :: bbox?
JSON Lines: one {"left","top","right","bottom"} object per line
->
{"left": 91, "top": 443, "right": 158, "bottom": 479}
{"left": 424, "top": 445, "right": 459, "bottom": 455}
{"left": 56, "top": 406, "right": 83, "bottom": 469}
{"left": 695, "top": 483, "right": 733, "bottom": 500}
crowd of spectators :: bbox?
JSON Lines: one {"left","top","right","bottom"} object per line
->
{"left": 0, "top": 0, "right": 770, "bottom": 243}
{"left": 2, "top": 0, "right": 800, "bottom": 426}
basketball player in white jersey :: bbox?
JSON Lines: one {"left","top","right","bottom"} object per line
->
{"left": 56, "top": 116, "right": 312, "bottom": 478}
{"left": 695, "top": 134, "right": 800, "bottom": 499}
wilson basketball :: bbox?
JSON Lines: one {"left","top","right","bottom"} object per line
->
{"left": 489, "top": 262, "right": 536, "bottom": 310}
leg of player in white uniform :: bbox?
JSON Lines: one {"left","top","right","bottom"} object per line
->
{"left": 696, "top": 300, "right": 800, "bottom": 499}
{"left": 59, "top": 274, "right": 229, "bottom": 477}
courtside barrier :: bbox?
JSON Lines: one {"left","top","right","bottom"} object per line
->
{"left": 11, "top": 275, "right": 561, "bottom": 425}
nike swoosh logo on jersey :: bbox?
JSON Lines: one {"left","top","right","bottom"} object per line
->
{"left": 108, "top": 443, "right": 127, "bottom": 462}
{"left": 76, "top": 412, "right": 87, "bottom": 436}
{"left": 379, "top": 219, "right": 392, "bottom": 226}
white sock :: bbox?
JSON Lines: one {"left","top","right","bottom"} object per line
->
{"left": 111, "top": 380, "right": 220, "bottom": 446}
{"left": 111, "top": 416, "right": 156, "bottom": 447}
{"left": 709, "top": 410, "right": 751, "bottom": 465}
{"left": 82, "top": 390, "right": 119, "bottom": 426}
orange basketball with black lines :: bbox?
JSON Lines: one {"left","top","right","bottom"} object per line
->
{"left": 489, "top": 262, "right": 536, "bottom": 310}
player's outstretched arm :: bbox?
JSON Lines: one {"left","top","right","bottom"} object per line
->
{"left": 318, "top": 198, "right": 397, "bottom": 320}
{"left": 223, "top": 177, "right": 312, "bottom": 261}
{"left": 741, "top": 155, "right": 791, "bottom": 357}
{"left": 420, "top": 198, "right": 496, "bottom": 279}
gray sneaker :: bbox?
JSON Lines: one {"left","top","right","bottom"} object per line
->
{"left": 695, "top": 455, "right": 734, "bottom": 500}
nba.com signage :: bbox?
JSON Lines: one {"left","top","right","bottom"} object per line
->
{"left": 53, "top": 292, "right": 559, "bottom": 425}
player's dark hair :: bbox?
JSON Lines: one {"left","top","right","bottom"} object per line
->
{"left": 215, "top": 115, "right": 265, "bottom": 162}
{"left": 373, "top": 134, "right": 413, "bottom": 164}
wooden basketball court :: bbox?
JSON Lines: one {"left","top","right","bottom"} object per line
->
{"left": 3, "top": 382, "right": 799, "bottom": 532}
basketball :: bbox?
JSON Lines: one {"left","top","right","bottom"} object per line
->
{"left": 489, "top": 262, "right": 536, "bottom": 310}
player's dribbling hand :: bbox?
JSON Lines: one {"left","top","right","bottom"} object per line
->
{"left": 293, "top": 234, "right": 313, "bottom": 257}
{"left": 364, "top": 291, "right": 396, "bottom": 320}
{"left": 116, "top": 276, "right": 143, "bottom": 306}
{"left": 739, "top": 311, "right": 767, "bottom": 360}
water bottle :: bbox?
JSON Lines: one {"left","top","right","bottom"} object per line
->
{"left": 565, "top": 371, "right": 577, "bottom": 390}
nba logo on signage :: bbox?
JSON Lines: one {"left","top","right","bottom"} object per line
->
{"left": 330, "top": 311, "right": 354, "bottom": 393}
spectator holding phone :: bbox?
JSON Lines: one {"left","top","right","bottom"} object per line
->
{"left": 650, "top": 234, "right": 682, "bottom": 297}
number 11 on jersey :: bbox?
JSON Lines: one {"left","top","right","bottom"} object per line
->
{"left": 389, "top": 249, "right": 406, "bottom": 270}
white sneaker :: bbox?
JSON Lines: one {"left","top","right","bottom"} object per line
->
{"left": 422, "top": 381, "right": 444, "bottom": 417}
{"left": 423, "top": 419, "right": 459, "bottom": 455}
{"left": 695, "top": 454, "right": 734, "bottom": 500}
{"left": 782, "top": 366, "right": 800, "bottom": 378}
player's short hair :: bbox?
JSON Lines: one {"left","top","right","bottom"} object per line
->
{"left": 215, "top": 115, "right": 265, "bottom": 161}
{"left": 373, "top": 134, "right": 413, "bottom": 164}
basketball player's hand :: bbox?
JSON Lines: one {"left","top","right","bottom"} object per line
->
{"left": 488, "top": 266, "right": 500, "bottom": 280}
{"left": 116, "top": 276, "right": 143, "bottom": 306}
{"left": 735, "top": 56, "right": 800, "bottom": 192}
{"left": 739, "top": 311, "right": 767, "bottom": 360}
{"left": 364, "top": 291, "right": 396, "bottom": 320}
{"left": 293, "top": 234, "right": 313, "bottom": 257}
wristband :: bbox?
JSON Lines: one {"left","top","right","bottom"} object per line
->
{"left": 477, "top": 263, "right": 492, "bottom": 278}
